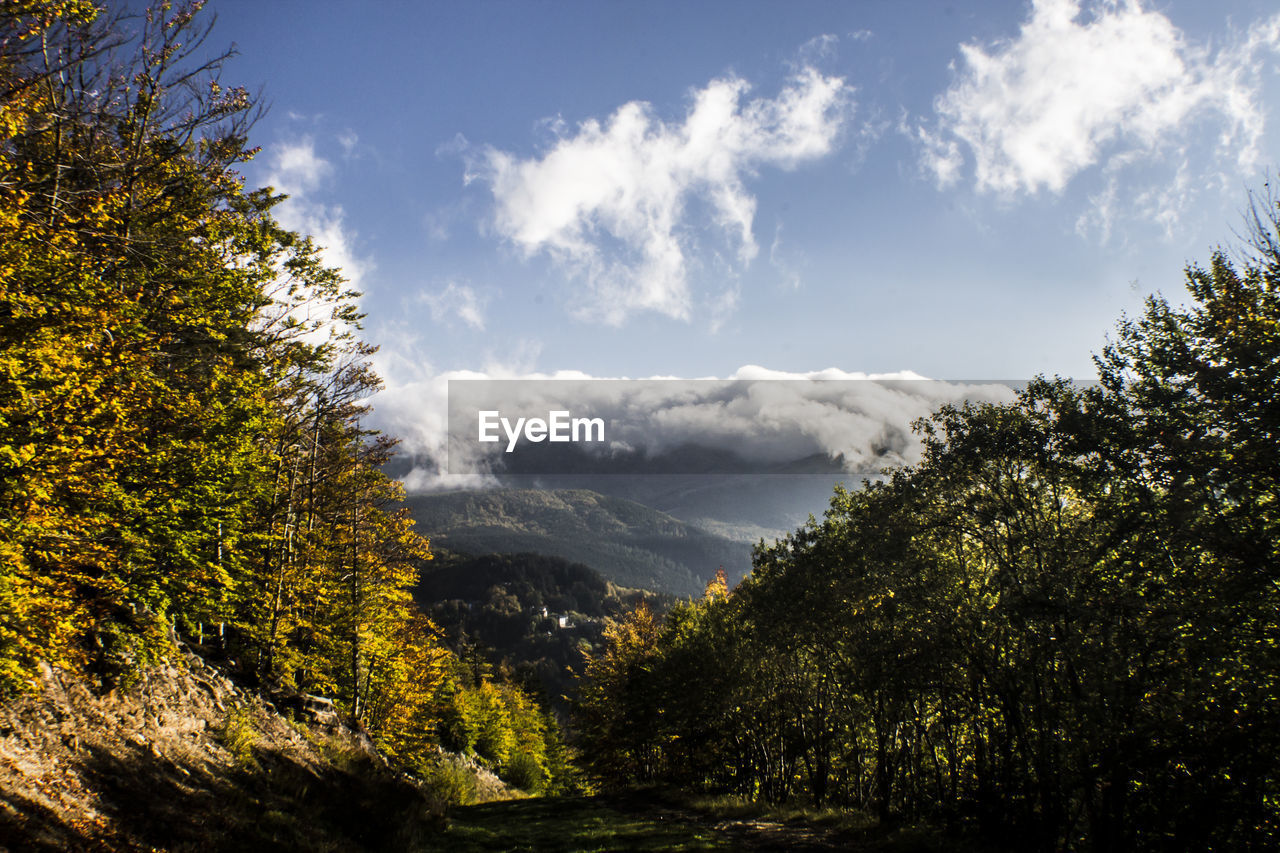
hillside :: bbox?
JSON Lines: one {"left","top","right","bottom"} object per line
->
{"left": 0, "top": 648, "right": 512, "bottom": 851}
{"left": 416, "top": 551, "right": 671, "bottom": 620}
{"left": 416, "top": 552, "right": 675, "bottom": 708}
{"left": 403, "top": 489, "right": 752, "bottom": 596}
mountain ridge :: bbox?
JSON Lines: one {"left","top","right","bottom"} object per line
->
{"left": 403, "top": 488, "right": 752, "bottom": 596}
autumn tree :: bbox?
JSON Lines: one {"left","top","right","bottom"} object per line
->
{"left": 0, "top": 0, "right": 569, "bottom": 788}
{"left": 575, "top": 599, "right": 665, "bottom": 785}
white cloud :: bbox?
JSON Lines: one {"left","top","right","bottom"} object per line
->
{"left": 919, "top": 0, "right": 1280, "bottom": 197}
{"left": 255, "top": 137, "right": 371, "bottom": 348}
{"left": 267, "top": 137, "right": 370, "bottom": 291}
{"left": 367, "top": 358, "right": 1016, "bottom": 493}
{"left": 272, "top": 139, "right": 332, "bottom": 192}
{"left": 418, "top": 282, "right": 488, "bottom": 331}
{"left": 473, "top": 67, "right": 853, "bottom": 325}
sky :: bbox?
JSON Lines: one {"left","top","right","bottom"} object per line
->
{"left": 199, "top": 0, "right": 1280, "bottom": 465}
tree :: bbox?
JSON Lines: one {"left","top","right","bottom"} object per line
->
{"left": 575, "top": 600, "right": 665, "bottom": 785}
{"left": 572, "top": 191, "right": 1280, "bottom": 844}
{"left": 0, "top": 2, "right": 569, "bottom": 796}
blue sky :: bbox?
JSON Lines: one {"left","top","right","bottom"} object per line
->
{"left": 203, "top": 0, "right": 1280, "bottom": 455}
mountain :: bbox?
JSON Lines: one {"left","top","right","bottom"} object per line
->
{"left": 403, "top": 489, "right": 751, "bottom": 596}
{"left": 416, "top": 551, "right": 652, "bottom": 620}
{"left": 495, "top": 472, "right": 860, "bottom": 540}
{"left": 385, "top": 449, "right": 862, "bottom": 540}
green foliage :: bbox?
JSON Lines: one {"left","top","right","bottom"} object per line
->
{"left": 419, "top": 551, "right": 673, "bottom": 711}
{"left": 504, "top": 750, "right": 546, "bottom": 794}
{"left": 420, "top": 551, "right": 621, "bottom": 618}
{"left": 422, "top": 756, "right": 479, "bottom": 808}
{"left": 91, "top": 606, "right": 178, "bottom": 690}
{"left": 576, "top": 192, "right": 1280, "bottom": 849}
{"left": 574, "top": 600, "right": 667, "bottom": 786}
{"left": 440, "top": 676, "right": 566, "bottom": 791}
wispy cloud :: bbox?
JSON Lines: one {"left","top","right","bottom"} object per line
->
{"left": 257, "top": 137, "right": 372, "bottom": 347}
{"left": 918, "top": 0, "right": 1280, "bottom": 197}
{"left": 797, "top": 33, "right": 841, "bottom": 64}
{"left": 267, "top": 137, "right": 370, "bottom": 291}
{"left": 471, "top": 66, "right": 853, "bottom": 325}
{"left": 418, "top": 281, "right": 488, "bottom": 331}
{"left": 769, "top": 221, "right": 803, "bottom": 290}
{"left": 337, "top": 129, "right": 359, "bottom": 158}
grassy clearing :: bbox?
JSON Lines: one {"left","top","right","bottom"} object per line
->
{"left": 680, "top": 792, "right": 874, "bottom": 829}
{"left": 421, "top": 794, "right": 728, "bottom": 852}
{"left": 423, "top": 790, "right": 1007, "bottom": 852}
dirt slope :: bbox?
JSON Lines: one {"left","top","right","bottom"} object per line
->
{"left": 0, "top": 651, "right": 469, "bottom": 851}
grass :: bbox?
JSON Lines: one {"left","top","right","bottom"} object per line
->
{"left": 421, "top": 757, "right": 479, "bottom": 808}
{"left": 680, "top": 791, "right": 872, "bottom": 828}
{"left": 419, "top": 790, "right": 1007, "bottom": 852}
{"left": 419, "top": 794, "right": 729, "bottom": 852}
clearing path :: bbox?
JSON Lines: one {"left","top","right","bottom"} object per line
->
{"left": 423, "top": 791, "right": 952, "bottom": 852}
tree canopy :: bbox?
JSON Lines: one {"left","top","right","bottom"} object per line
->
{"left": 0, "top": 0, "right": 569, "bottom": 793}
{"left": 576, "top": 195, "right": 1280, "bottom": 849}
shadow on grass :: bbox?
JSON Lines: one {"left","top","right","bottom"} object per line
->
{"left": 423, "top": 794, "right": 730, "bottom": 852}
{"left": 425, "top": 791, "right": 1008, "bottom": 853}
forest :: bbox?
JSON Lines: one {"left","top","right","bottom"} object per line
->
{"left": 2, "top": 1, "right": 1278, "bottom": 851}
{"left": 416, "top": 550, "right": 675, "bottom": 714}
{"left": 0, "top": 0, "right": 570, "bottom": 799}
{"left": 575, "top": 218, "right": 1280, "bottom": 848}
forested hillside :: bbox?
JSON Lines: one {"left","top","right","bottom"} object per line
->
{"left": 417, "top": 551, "right": 674, "bottom": 710}
{"left": 403, "top": 488, "right": 752, "bottom": 595}
{"left": 575, "top": 208, "right": 1280, "bottom": 850}
{"left": 0, "top": 0, "right": 569, "bottom": 825}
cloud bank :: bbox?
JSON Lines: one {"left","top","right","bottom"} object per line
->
{"left": 472, "top": 67, "right": 853, "bottom": 325}
{"left": 369, "top": 364, "right": 1016, "bottom": 493}
{"left": 918, "top": 0, "right": 1280, "bottom": 197}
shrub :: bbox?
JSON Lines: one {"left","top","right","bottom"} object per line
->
{"left": 219, "top": 704, "right": 258, "bottom": 765}
{"left": 422, "top": 758, "right": 476, "bottom": 808}
{"left": 503, "top": 750, "right": 546, "bottom": 794}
